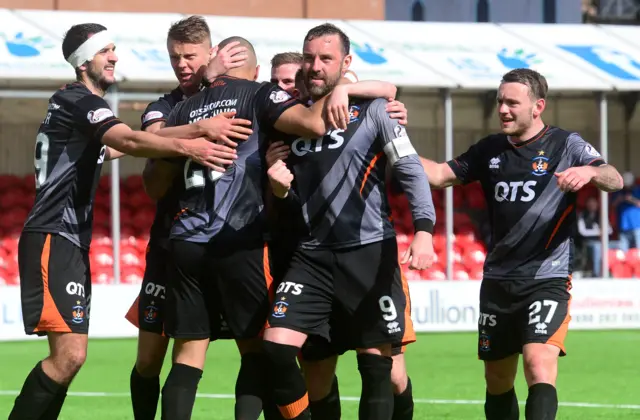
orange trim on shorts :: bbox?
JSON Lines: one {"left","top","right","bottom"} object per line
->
{"left": 399, "top": 269, "right": 416, "bottom": 346}
{"left": 360, "top": 152, "right": 384, "bottom": 194}
{"left": 125, "top": 296, "right": 141, "bottom": 329}
{"left": 34, "top": 234, "right": 71, "bottom": 333}
{"left": 545, "top": 204, "right": 574, "bottom": 249}
{"left": 262, "top": 243, "right": 275, "bottom": 333}
{"left": 546, "top": 296, "right": 572, "bottom": 354}
{"left": 278, "top": 392, "right": 309, "bottom": 419}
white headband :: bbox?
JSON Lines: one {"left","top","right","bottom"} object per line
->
{"left": 66, "top": 30, "right": 115, "bottom": 68}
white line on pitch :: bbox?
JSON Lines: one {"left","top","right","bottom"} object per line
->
{"left": 0, "top": 390, "right": 638, "bottom": 410}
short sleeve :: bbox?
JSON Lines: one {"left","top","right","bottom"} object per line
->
{"left": 566, "top": 133, "right": 606, "bottom": 167}
{"left": 73, "top": 94, "right": 122, "bottom": 142}
{"left": 368, "top": 98, "right": 418, "bottom": 165}
{"left": 254, "top": 82, "right": 302, "bottom": 127}
{"left": 446, "top": 142, "right": 485, "bottom": 185}
{"left": 141, "top": 98, "right": 173, "bottom": 130}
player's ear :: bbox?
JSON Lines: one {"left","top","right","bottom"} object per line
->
{"left": 342, "top": 54, "right": 352, "bottom": 71}
{"left": 533, "top": 98, "right": 546, "bottom": 118}
{"left": 253, "top": 65, "right": 260, "bottom": 81}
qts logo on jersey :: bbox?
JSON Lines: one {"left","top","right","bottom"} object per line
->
{"left": 531, "top": 151, "right": 549, "bottom": 176}
{"left": 494, "top": 181, "right": 537, "bottom": 202}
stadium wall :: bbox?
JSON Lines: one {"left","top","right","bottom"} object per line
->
{"left": 2, "top": 281, "right": 639, "bottom": 341}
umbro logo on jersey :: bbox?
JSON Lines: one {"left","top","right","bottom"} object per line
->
{"left": 489, "top": 157, "right": 500, "bottom": 169}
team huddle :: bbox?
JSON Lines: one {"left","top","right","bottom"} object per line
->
{"left": 9, "top": 14, "right": 624, "bottom": 420}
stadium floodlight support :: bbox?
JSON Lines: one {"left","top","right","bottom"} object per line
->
{"left": 105, "top": 87, "right": 121, "bottom": 285}
{"left": 442, "top": 89, "right": 454, "bottom": 280}
{"left": 599, "top": 92, "right": 610, "bottom": 279}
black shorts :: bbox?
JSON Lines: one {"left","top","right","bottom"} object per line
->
{"left": 478, "top": 277, "right": 572, "bottom": 361}
{"left": 18, "top": 232, "right": 92, "bottom": 336}
{"left": 125, "top": 243, "right": 169, "bottom": 335}
{"left": 268, "top": 238, "right": 415, "bottom": 350}
{"left": 299, "top": 334, "right": 407, "bottom": 362}
{"left": 164, "top": 240, "right": 274, "bottom": 340}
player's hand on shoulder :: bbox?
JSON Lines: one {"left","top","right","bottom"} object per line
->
{"left": 182, "top": 137, "right": 238, "bottom": 173}
{"left": 205, "top": 41, "right": 248, "bottom": 81}
{"left": 267, "top": 160, "right": 294, "bottom": 198}
{"left": 386, "top": 98, "right": 408, "bottom": 126}
{"left": 266, "top": 141, "right": 290, "bottom": 168}
{"left": 326, "top": 84, "right": 350, "bottom": 131}
{"left": 402, "top": 231, "right": 436, "bottom": 271}
{"left": 554, "top": 166, "right": 597, "bottom": 193}
{"left": 197, "top": 111, "right": 253, "bottom": 147}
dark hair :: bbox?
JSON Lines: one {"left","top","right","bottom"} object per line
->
{"left": 501, "top": 68, "right": 548, "bottom": 100}
{"left": 62, "top": 23, "right": 107, "bottom": 60}
{"left": 168, "top": 15, "right": 211, "bottom": 45}
{"left": 304, "top": 23, "right": 350, "bottom": 56}
{"left": 271, "top": 52, "right": 303, "bottom": 68}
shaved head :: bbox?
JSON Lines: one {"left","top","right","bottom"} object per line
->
{"left": 218, "top": 36, "right": 257, "bottom": 69}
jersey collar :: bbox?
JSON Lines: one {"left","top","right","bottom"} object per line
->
{"left": 508, "top": 125, "right": 549, "bottom": 148}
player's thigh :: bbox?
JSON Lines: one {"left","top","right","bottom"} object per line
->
{"left": 164, "top": 240, "right": 218, "bottom": 340}
{"left": 521, "top": 278, "right": 572, "bottom": 356}
{"left": 334, "top": 238, "right": 410, "bottom": 350}
{"left": 477, "top": 278, "right": 521, "bottom": 362}
{"left": 212, "top": 243, "right": 274, "bottom": 340}
{"left": 19, "top": 232, "right": 91, "bottom": 336}
{"left": 267, "top": 248, "right": 335, "bottom": 341}
{"left": 299, "top": 347, "right": 339, "bottom": 401}
{"left": 130, "top": 244, "right": 170, "bottom": 335}
{"left": 136, "top": 329, "right": 169, "bottom": 376}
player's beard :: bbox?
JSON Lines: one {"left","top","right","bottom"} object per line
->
{"left": 305, "top": 65, "right": 342, "bottom": 100}
{"left": 503, "top": 107, "right": 534, "bottom": 138}
{"left": 86, "top": 64, "right": 115, "bottom": 94}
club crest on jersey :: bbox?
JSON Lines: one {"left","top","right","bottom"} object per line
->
{"left": 531, "top": 150, "right": 549, "bottom": 176}
{"left": 87, "top": 108, "right": 114, "bottom": 124}
{"left": 348, "top": 105, "right": 360, "bottom": 123}
{"left": 144, "top": 303, "right": 159, "bottom": 323}
{"left": 479, "top": 332, "right": 491, "bottom": 352}
{"left": 71, "top": 301, "right": 85, "bottom": 324}
{"left": 270, "top": 90, "right": 290, "bottom": 104}
{"left": 272, "top": 298, "right": 288, "bottom": 318}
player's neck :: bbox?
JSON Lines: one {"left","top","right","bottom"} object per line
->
{"left": 78, "top": 78, "right": 106, "bottom": 97}
{"left": 509, "top": 119, "right": 546, "bottom": 143}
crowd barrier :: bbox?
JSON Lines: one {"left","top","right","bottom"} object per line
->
{"left": 2, "top": 280, "right": 639, "bottom": 341}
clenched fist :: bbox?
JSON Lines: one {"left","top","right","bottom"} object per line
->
{"left": 267, "top": 160, "right": 294, "bottom": 198}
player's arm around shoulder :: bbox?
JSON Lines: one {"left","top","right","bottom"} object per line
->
{"left": 140, "top": 121, "right": 181, "bottom": 200}
{"left": 554, "top": 133, "right": 624, "bottom": 193}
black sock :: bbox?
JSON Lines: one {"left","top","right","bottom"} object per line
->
{"left": 525, "top": 383, "right": 558, "bottom": 420}
{"left": 9, "top": 361, "right": 66, "bottom": 420}
{"left": 41, "top": 387, "right": 69, "bottom": 420}
{"left": 392, "top": 377, "right": 413, "bottom": 420}
{"left": 235, "top": 353, "right": 266, "bottom": 420}
{"left": 263, "top": 341, "right": 310, "bottom": 420}
{"left": 131, "top": 365, "right": 161, "bottom": 420}
{"left": 161, "top": 363, "right": 202, "bottom": 420}
{"left": 485, "top": 387, "right": 519, "bottom": 420}
{"left": 309, "top": 375, "right": 341, "bottom": 420}
{"left": 357, "top": 353, "right": 394, "bottom": 420}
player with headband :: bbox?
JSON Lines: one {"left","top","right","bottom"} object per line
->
{"left": 9, "top": 23, "right": 244, "bottom": 419}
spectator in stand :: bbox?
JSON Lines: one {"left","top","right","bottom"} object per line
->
{"left": 577, "top": 197, "right": 616, "bottom": 277}
{"left": 612, "top": 171, "right": 640, "bottom": 251}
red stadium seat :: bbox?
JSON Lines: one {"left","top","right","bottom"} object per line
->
{"left": 463, "top": 247, "right": 486, "bottom": 272}
{"left": 127, "top": 191, "right": 153, "bottom": 208}
{"left": 608, "top": 249, "right": 626, "bottom": 267}
{"left": 403, "top": 269, "right": 423, "bottom": 282}
{"left": 123, "top": 175, "right": 144, "bottom": 193}
{"left": 626, "top": 248, "right": 640, "bottom": 265}
{"left": 0, "top": 175, "right": 22, "bottom": 191}
{"left": 121, "top": 244, "right": 143, "bottom": 268}
{"left": 92, "top": 266, "right": 113, "bottom": 284}
{"left": 468, "top": 268, "right": 483, "bottom": 280}
{"left": 610, "top": 262, "right": 633, "bottom": 279}
{"left": 453, "top": 264, "right": 470, "bottom": 281}
{"left": 420, "top": 267, "right": 446, "bottom": 281}
{"left": 121, "top": 266, "right": 145, "bottom": 284}
{"left": 98, "top": 175, "right": 111, "bottom": 192}
{"left": 94, "top": 192, "right": 111, "bottom": 213}
{"left": 90, "top": 245, "right": 113, "bottom": 268}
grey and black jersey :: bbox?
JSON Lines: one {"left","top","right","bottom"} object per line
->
{"left": 448, "top": 125, "right": 606, "bottom": 281}
{"left": 284, "top": 97, "right": 436, "bottom": 250}
{"left": 140, "top": 86, "right": 186, "bottom": 249}
{"left": 23, "top": 83, "right": 123, "bottom": 250}
{"left": 166, "top": 75, "right": 300, "bottom": 245}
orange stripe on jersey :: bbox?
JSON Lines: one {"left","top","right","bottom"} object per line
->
{"left": 261, "top": 244, "right": 275, "bottom": 334}
{"left": 278, "top": 393, "right": 309, "bottom": 419}
{"left": 546, "top": 296, "right": 572, "bottom": 354}
{"left": 34, "top": 234, "right": 71, "bottom": 333}
{"left": 399, "top": 269, "right": 416, "bottom": 346}
{"left": 545, "top": 204, "right": 574, "bottom": 249}
{"left": 360, "top": 152, "right": 384, "bottom": 194}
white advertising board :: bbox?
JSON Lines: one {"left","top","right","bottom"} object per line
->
{"left": 203, "top": 16, "right": 456, "bottom": 88}
{"left": 16, "top": 10, "right": 185, "bottom": 85}
{"left": 1, "top": 280, "right": 638, "bottom": 341}
{"left": 0, "top": 9, "right": 74, "bottom": 82}
{"left": 501, "top": 23, "right": 640, "bottom": 91}
{"left": 348, "top": 21, "right": 612, "bottom": 91}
